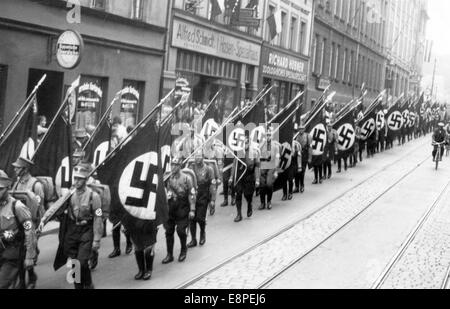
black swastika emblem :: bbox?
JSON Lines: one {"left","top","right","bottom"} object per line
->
{"left": 280, "top": 144, "right": 292, "bottom": 170}
{"left": 389, "top": 113, "right": 403, "bottom": 130}
{"left": 230, "top": 130, "right": 245, "bottom": 150}
{"left": 312, "top": 128, "right": 326, "bottom": 153}
{"left": 125, "top": 161, "right": 158, "bottom": 208}
{"left": 338, "top": 126, "right": 355, "bottom": 149}
{"left": 362, "top": 120, "right": 375, "bottom": 138}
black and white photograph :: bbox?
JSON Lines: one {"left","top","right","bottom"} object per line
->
{"left": 0, "top": 0, "right": 448, "bottom": 294}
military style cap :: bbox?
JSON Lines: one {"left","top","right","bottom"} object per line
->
{"left": 74, "top": 128, "right": 87, "bottom": 139}
{"left": 439, "top": 122, "right": 445, "bottom": 127}
{"left": 73, "top": 163, "right": 92, "bottom": 179}
{"left": 73, "top": 149, "right": 86, "bottom": 158}
{"left": 12, "top": 157, "right": 34, "bottom": 169}
{"left": 0, "top": 170, "right": 12, "bottom": 189}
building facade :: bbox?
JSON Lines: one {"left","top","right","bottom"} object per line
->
{"left": 163, "top": 0, "right": 313, "bottom": 121}
{"left": 385, "top": 0, "right": 428, "bottom": 99}
{"left": 0, "top": 0, "right": 168, "bottom": 131}
{"left": 259, "top": 0, "right": 313, "bottom": 117}
{"left": 308, "top": 0, "right": 388, "bottom": 111}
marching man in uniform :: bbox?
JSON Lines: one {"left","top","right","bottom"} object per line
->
{"left": 294, "top": 123, "right": 312, "bottom": 193}
{"left": 11, "top": 157, "right": 44, "bottom": 289}
{"left": 230, "top": 134, "right": 261, "bottom": 223}
{"left": 0, "top": 170, "right": 37, "bottom": 289}
{"left": 187, "top": 151, "right": 216, "bottom": 248}
{"left": 39, "top": 163, "right": 103, "bottom": 289}
{"left": 163, "top": 155, "right": 196, "bottom": 264}
{"left": 259, "top": 128, "right": 279, "bottom": 211}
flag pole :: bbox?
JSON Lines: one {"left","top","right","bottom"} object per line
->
{"left": 199, "top": 88, "right": 223, "bottom": 122}
{"left": 89, "top": 88, "right": 175, "bottom": 177}
{"left": 82, "top": 92, "right": 121, "bottom": 153}
{"left": 268, "top": 91, "right": 304, "bottom": 125}
{"left": 0, "top": 74, "right": 47, "bottom": 144}
{"left": 31, "top": 97, "right": 70, "bottom": 162}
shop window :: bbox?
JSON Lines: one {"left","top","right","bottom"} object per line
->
{"left": 0, "top": 65, "right": 7, "bottom": 132}
{"left": 120, "top": 80, "right": 144, "bottom": 129}
{"left": 76, "top": 75, "right": 108, "bottom": 130}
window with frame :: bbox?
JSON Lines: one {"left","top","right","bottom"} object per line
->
{"left": 0, "top": 65, "right": 7, "bottom": 132}
{"left": 290, "top": 16, "right": 298, "bottom": 51}
{"left": 91, "top": 0, "right": 106, "bottom": 10}
{"left": 299, "top": 21, "right": 307, "bottom": 55}
{"left": 132, "top": 0, "right": 145, "bottom": 20}
{"left": 320, "top": 38, "right": 326, "bottom": 76}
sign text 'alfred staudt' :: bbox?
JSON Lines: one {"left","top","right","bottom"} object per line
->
{"left": 172, "top": 19, "right": 261, "bottom": 66}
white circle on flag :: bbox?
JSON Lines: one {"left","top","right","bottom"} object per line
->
{"left": 402, "top": 110, "right": 410, "bottom": 126}
{"left": 228, "top": 128, "right": 246, "bottom": 152}
{"left": 387, "top": 111, "right": 404, "bottom": 131}
{"left": 409, "top": 112, "right": 416, "bottom": 128}
{"left": 250, "top": 126, "right": 266, "bottom": 149}
{"left": 56, "top": 156, "right": 71, "bottom": 197}
{"left": 309, "top": 124, "right": 327, "bottom": 156}
{"left": 361, "top": 118, "right": 376, "bottom": 140}
{"left": 118, "top": 152, "right": 158, "bottom": 220}
{"left": 279, "top": 142, "right": 293, "bottom": 171}
{"left": 376, "top": 111, "right": 386, "bottom": 131}
{"left": 201, "top": 119, "right": 219, "bottom": 139}
{"left": 93, "top": 141, "right": 109, "bottom": 167}
{"left": 160, "top": 145, "right": 172, "bottom": 175}
{"left": 337, "top": 124, "right": 356, "bottom": 151}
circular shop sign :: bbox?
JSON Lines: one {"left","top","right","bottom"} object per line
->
{"left": 56, "top": 30, "right": 84, "bottom": 69}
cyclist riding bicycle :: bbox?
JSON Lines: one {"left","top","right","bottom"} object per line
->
{"left": 432, "top": 122, "right": 447, "bottom": 162}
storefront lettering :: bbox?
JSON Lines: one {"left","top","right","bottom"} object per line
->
{"left": 172, "top": 19, "right": 261, "bottom": 66}
{"left": 121, "top": 86, "right": 140, "bottom": 101}
{"left": 262, "top": 48, "right": 308, "bottom": 83}
{"left": 79, "top": 82, "right": 103, "bottom": 98}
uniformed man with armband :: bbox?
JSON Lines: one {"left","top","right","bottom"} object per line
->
{"left": 162, "top": 156, "right": 196, "bottom": 264}
{"left": 0, "top": 170, "right": 37, "bottom": 289}
{"left": 259, "top": 128, "right": 279, "bottom": 210}
{"left": 11, "top": 157, "right": 44, "bottom": 289}
{"left": 230, "top": 134, "right": 261, "bottom": 223}
{"left": 187, "top": 151, "right": 216, "bottom": 248}
{"left": 38, "top": 163, "right": 103, "bottom": 289}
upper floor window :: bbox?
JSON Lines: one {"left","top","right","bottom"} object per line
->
{"left": 132, "top": 0, "right": 145, "bottom": 20}
{"left": 91, "top": 0, "right": 107, "bottom": 10}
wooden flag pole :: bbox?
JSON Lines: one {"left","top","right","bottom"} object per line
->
{"left": 0, "top": 74, "right": 47, "bottom": 144}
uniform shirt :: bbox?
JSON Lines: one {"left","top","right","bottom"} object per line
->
{"left": 0, "top": 196, "right": 36, "bottom": 260}
{"left": 13, "top": 173, "right": 45, "bottom": 220}
{"left": 190, "top": 163, "right": 216, "bottom": 203}
{"left": 167, "top": 171, "right": 196, "bottom": 210}
{"left": 69, "top": 187, "right": 103, "bottom": 243}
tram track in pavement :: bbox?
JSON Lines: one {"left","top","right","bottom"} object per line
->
{"left": 372, "top": 177, "right": 450, "bottom": 289}
{"left": 178, "top": 138, "right": 431, "bottom": 289}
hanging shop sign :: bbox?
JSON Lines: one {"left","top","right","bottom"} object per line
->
{"left": 260, "top": 47, "right": 308, "bottom": 84}
{"left": 56, "top": 30, "right": 84, "bottom": 70}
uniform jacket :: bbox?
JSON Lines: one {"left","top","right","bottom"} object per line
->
{"left": 0, "top": 196, "right": 36, "bottom": 261}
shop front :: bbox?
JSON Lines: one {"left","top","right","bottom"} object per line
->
{"left": 168, "top": 14, "right": 262, "bottom": 123}
{"left": 0, "top": 0, "right": 166, "bottom": 133}
{"left": 259, "top": 45, "right": 309, "bottom": 119}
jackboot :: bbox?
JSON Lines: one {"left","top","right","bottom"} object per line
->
{"left": 143, "top": 250, "right": 153, "bottom": 281}
{"left": 162, "top": 236, "right": 174, "bottom": 264}
{"left": 199, "top": 222, "right": 206, "bottom": 246}
{"left": 187, "top": 223, "right": 197, "bottom": 248}
{"left": 134, "top": 251, "right": 145, "bottom": 280}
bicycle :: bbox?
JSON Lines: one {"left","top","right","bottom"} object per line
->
{"left": 433, "top": 141, "right": 446, "bottom": 170}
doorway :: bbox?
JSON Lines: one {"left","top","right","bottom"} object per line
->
{"left": 27, "top": 69, "right": 64, "bottom": 121}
